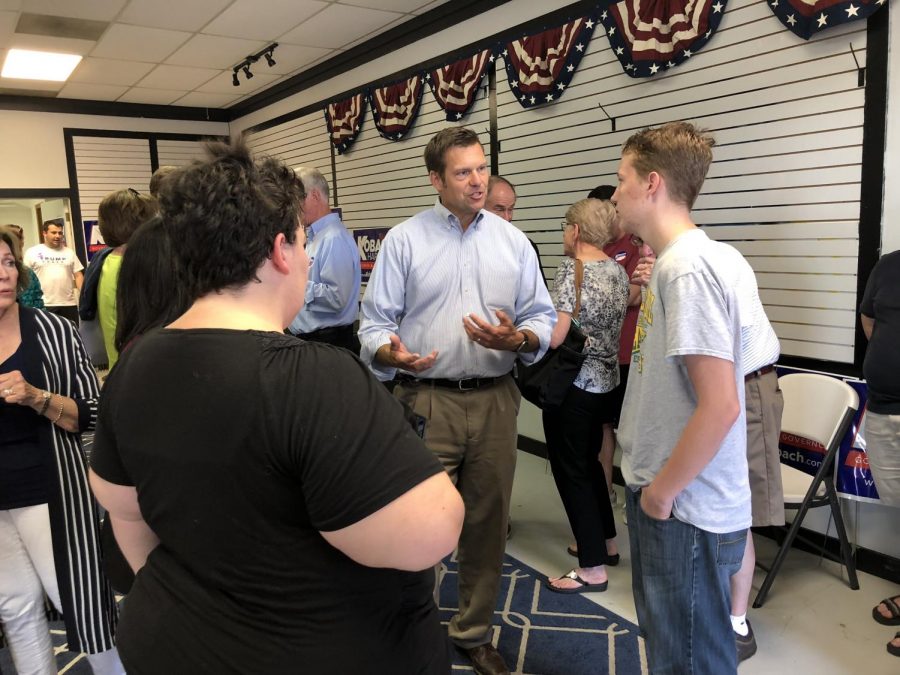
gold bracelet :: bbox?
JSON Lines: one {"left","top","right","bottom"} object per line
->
{"left": 50, "top": 395, "right": 65, "bottom": 424}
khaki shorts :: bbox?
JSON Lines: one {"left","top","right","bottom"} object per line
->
{"left": 745, "top": 369, "right": 785, "bottom": 527}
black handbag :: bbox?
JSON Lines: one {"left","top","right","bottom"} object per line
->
{"left": 514, "top": 258, "right": 587, "bottom": 409}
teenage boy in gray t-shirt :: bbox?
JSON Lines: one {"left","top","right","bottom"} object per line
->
{"left": 612, "top": 122, "right": 751, "bottom": 675}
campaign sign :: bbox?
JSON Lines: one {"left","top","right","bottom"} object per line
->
{"left": 83, "top": 220, "right": 106, "bottom": 261}
{"left": 776, "top": 367, "right": 878, "bottom": 502}
{"left": 354, "top": 227, "right": 390, "bottom": 283}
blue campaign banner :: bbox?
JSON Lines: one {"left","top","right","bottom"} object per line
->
{"left": 83, "top": 220, "right": 105, "bottom": 261}
{"left": 353, "top": 227, "right": 390, "bottom": 283}
{"left": 776, "top": 366, "right": 879, "bottom": 502}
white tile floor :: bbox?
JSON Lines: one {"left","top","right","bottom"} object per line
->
{"left": 505, "top": 450, "right": 900, "bottom": 675}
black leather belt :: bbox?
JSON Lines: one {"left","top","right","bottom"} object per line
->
{"left": 396, "top": 375, "right": 498, "bottom": 391}
{"left": 745, "top": 364, "right": 776, "bottom": 382}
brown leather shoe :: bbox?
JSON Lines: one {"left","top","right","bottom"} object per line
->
{"left": 463, "top": 644, "right": 509, "bottom": 675}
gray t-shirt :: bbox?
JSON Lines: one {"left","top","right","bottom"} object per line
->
{"left": 618, "top": 229, "right": 751, "bottom": 533}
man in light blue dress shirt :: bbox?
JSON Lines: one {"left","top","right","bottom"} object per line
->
{"left": 359, "top": 127, "right": 555, "bottom": 675}
{"left": 287, "top": 167, "right": 361, "bottom": 353}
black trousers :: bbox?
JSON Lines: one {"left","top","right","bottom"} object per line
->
{"left": 293, "top": 323, "right": 360, "bottom": 355}
{"left": 542, "top": 384, "right": 618, "bottom": 568}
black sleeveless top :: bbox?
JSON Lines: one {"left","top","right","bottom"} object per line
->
{"left": 0, "top": 344, "right": 51, "bottom": 509}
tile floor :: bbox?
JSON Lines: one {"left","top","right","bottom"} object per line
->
{"left": 505, "top": 450, "right": 899, "bottom": 675}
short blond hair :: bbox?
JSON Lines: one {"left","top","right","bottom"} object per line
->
{"left": 622, "top": 121, "right": 714, "bottom": 208}
{"left": 565, "top": 199, "right": 616, "bottom": 248}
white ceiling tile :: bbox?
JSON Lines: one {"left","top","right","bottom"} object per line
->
{"left": 20, "top": 0, "right": 128, "bottom": 21}
{"left": 0, "top": 74, "right": 62, "bottom": 91}
{"left": 57, "top": 81, "right": 129, "bottom": 100}
{"left": 6, "top": 33, "right": 97, "bottom": 54}
{"left": 0, "top": 2, "right": 21, "bottom": 11}
{"left": 165, "top": 34, "right": 267, "bottom": 69}
{"left": 91, "top": 24, "right": 191, "bottom": 61}
{"left": 69, "top": 56, "right": 154, "bottom": 85}
{"left": 0, "top": 11, "right": 16, "bottom": 41}
{"left": 278, "top": 4, "right": 402, "bottom": 49}
{"left": 117, "top": 0, "right": 232, "bottom": 32}
{"left": 342, "top": 15, "right": 407, "bottom": 51}
{"left": 137, "top": 64, "right": 219, "bottom": 90}
{"left": 338, "top": 0, "right": 441, "bottom": 12}
{"left": 410, "top": 0, "right": 452, "bottom": 14}
{"left": 204, "top": 0, "right": 326, "bottom": 41}
{"left": 196, "top": 68, "right": 280, "bottom": 95}
{"left": 173, "top": 90, "right": 242, "bottom": 108}
{"left": 117, "top": 86, "right": 184, "bottom": 105}
{"left": 261, "top": 43, "right": 330, "bottom": 75}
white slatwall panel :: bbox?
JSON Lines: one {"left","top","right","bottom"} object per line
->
{"left": 495, "top": 0, "right": 866, "bottom": 364}
{"left": 156, "top": 138, "right": 207, "bottom": 167}
{"left": 245, "top": 112, "right": 332, "bottom": 180}
{"left": 72, "top": 136, "right": 153, "bottom": 223}
{"left": 334, "top": 88, "right": 493, "bottom": 234}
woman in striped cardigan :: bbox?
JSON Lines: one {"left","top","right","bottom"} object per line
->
{"left": 0, "top": 227, "right": 122, "bottom": 674}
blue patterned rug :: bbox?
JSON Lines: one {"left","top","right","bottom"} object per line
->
{"left": 441, "top": 552, "right": 647, "bottom": 675}
{"left": 1, "top": 554, "right": 646, "bottom": 674}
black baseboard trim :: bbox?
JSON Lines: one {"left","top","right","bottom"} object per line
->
{"left": 516, "top": 435, "right": 900, "bottom": 585}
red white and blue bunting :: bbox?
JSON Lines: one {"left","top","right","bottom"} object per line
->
{"left": 426, "top": 50, "right": 492, "bottom": 122}
{"left": 502, "top": 15, "right": 597, "bottom": 109}
{"left": 324, "top": 93, "right": 366, "bottom": 154}
{"left": 369, "top": 75, "right": 424, "bottom": 141}
{"left": 767, "top": 0, "right": 887, "bottom": 40}
{"left": 601, "top": 0, "right": 727, "bottom": 78}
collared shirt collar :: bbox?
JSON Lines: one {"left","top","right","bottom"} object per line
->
{"left": 432, "top": 198, "right": 485, "bottom": 232}
{"left": 306, "top": 211, "right": 342, "bottom": 241}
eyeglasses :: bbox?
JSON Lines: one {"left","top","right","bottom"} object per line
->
{"left": 560, "top": 221, "right": 571, "bottom": 231}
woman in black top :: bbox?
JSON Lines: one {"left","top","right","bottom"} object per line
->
{"left": 0, "top": 226, "right": 122, "bottom": 674}
{"left": 88, "top": 139, "right": 463, "bottom": 675}
{"left": 860, "top": 250, "right": 900, "bottom": 658}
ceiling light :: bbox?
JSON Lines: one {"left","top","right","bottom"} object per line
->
{"left": 264, "top": 51, "right": 276, "bottom": 67}
{"left": 1, "top": 48, "right": 82, "bottom": 81}
{"left": 242, "top": 65, "right": 253, "bottom": 79}
{"left": 232, "top": 70, "right": 240, "bottom": 86}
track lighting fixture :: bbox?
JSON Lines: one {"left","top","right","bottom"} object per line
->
{"left": 230, "top": 43, "right": 278, "bottom": 87}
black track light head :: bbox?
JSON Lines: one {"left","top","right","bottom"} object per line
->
{"left": 232, "top": 70, "right": 240, "bottom": 86}
{"left": 264, "top": 50, "right": 276, "bottom": 67}
{"left": 242, "top": 64, "right": 253, "bottom": 79}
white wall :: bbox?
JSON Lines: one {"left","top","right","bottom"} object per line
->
{"left": 0, "top": 109, "right": 227, "bottom": 189}
{"left": 884, "top": 2, "right": 900, "bottom": 254}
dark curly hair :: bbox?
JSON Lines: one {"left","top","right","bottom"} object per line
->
{"left": 158, "top": 137, "right": 305, "bottom": 298}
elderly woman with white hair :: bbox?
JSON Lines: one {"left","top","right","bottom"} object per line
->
{"left": 543, "top": 199, "right": 629, "bottom": 594}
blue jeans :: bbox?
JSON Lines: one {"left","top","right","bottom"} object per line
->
{"left": 625, "top": 487, "right": 746, "bottom": 674}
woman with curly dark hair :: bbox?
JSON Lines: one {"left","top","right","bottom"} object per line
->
{"left": 88, "top": 138, "right": 463, "bottom": 675}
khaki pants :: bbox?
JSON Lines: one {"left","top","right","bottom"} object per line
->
{"left": 745, "top": 369, "right": 785, "bottom": 527}
{"left": 395, "top": 375, "right": 519, "bottom": 648}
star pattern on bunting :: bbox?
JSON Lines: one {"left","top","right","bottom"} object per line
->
{"left": 324, "top": 93, "right": 366, "bottom": 155}
{"left": 766, "top": 0, "right": 886, "bottom": 40}
{"left": 602, "top": 0, "right": 728, "bottom": 79}
{"left": 369, "top": 75, "right": 424, "bottom": 142}
{"left": 427, "top": 49, "right": 492, "bottom": 122}
{"left": 502, "top": 13, "right": 597, "bottom": 109}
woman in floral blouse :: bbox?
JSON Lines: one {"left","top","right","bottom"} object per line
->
{"left": 544, "top": 198, "right": 629, "bottom": 593}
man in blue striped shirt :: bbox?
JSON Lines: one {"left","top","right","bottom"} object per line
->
{"left": 359, "top": 127, "right": 554, "bottom": 675}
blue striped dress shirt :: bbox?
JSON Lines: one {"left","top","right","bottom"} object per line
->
{"left": 359, "top": 200, "right": 555, "bottom": 381}
{"left": 289, "top": 212, "right": 361, "bottom": 335}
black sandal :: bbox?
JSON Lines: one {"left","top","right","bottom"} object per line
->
{"left": 873, "top": 597, "right": 900, "bottom": 626}
{"left": 888, "top": 632, "right": 900, "bottom": 657}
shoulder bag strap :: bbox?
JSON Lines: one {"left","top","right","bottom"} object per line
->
{"left": 573, "top": 258, "right": 584, "bottom": 319}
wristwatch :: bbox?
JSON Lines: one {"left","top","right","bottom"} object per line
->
{"left": 515, "top": 333, "right": 530, "bottom": 353}
{"left": 39, "top": 390, "right": 53, "bottom": 415}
